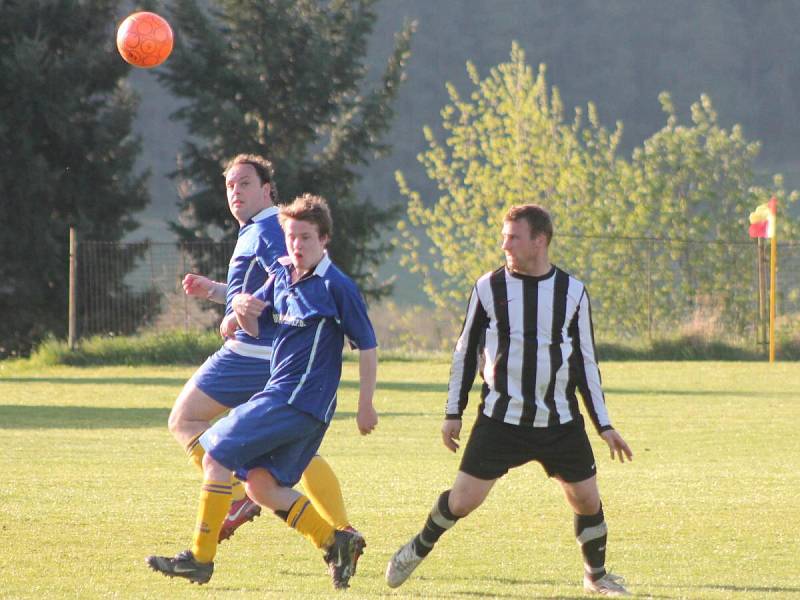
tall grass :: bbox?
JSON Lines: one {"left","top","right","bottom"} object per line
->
{"left": 23, "top": 328, "right": 798, "bottom": 367}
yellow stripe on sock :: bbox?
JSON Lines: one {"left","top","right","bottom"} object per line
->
{"left": 185, "top": 433, "right": 205, "bottom": 472}
{"left": 285, "top": 494, "right": 335, "bottom": 550}
{"left": 230, "top": 478, "right": 246, "bottom": 502}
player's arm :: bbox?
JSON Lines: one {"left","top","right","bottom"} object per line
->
{"left": 232, "top": 293, "right": 268, "bottom": 337}
{"left": 600, "top": 429, "right": 633, "bottom": 463}
{"left": 356, "top": 347, "right": 378, "bottom": 435}
{"left": 575, "top": 288, "right": 633, "bottom": 462}
{"left": 232, "top": 274, "right": 275, "bottom": 337}
{"left": 182, "top": 273, "right": 226, "bottom": 304}
{"left": 442, "top": 284, "right": 487, "bottom": 452}
{"left": 441, "top": 418, "right": 462, "bottom": 453}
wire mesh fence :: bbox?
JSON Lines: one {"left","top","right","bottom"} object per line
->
{"left": 74, "top": 237, "right": 800, "bottom": 349}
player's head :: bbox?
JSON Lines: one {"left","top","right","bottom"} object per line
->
{"left": 223, "top": 154, "right": 278, "bottom": 225}
{"left": 502, "top": 204, "right": 552, "bottom": 273}
{"left": 279, "top": 194, "right": 333, "bottom": 272}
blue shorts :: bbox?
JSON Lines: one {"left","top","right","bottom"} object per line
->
{"left": 200, "top": 391, "right": 328, "bottom": 487}
{"left": 191, "top": 346, "right": 271, "bottom": 408}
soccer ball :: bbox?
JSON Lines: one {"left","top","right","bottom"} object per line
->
{"left": 116, "top": 11, "right": 174, "bottom": 68}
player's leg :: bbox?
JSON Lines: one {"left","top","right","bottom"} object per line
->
{"left": 146, "top": 453, "right": 233, "bottom": 584}
{"left": 385, "top": 471, "right": 495, "bottom": 588}
{"left": 548, "top": 422, "right": 629, "bottom": 596}
{"left": 169, "top": 380, "right": 227, "bottom": 465}
{"left": 239, "top": 403, "right": 364, "bottom": 590}
{"left": 387, "top": 412, "right": 509, "bottom": 588}
{"left": 300, "top": 454, "right": 350, "bottom": 529}
{"left": 171, "top": 349, "right": 273, "bottom": 540}
{"left": 169, "top": 378, "right": 255, "bottom": 521}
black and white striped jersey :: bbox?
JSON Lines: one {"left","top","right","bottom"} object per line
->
{"left": 446, "top": 264, "right": 613, "bottom": 433}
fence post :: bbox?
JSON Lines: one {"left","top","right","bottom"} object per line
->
{"left": 68, "top": 226, "right": 77, "bottom": 349}
{"left": 647, "top": 239, "right": 654, "bottom": 343}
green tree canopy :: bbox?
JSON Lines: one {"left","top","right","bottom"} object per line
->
{"left": 0, "top": 0, "right": 150, "bottom": 357}
{"left": 398, "top": 43, "right": 798, "bottom": 341}
{"left": 158, "top": 0, "right": 414, "bottom": 297}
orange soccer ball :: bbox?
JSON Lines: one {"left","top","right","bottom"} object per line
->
{"left": 116, "top": 11, "right": 174, "bottom": 68}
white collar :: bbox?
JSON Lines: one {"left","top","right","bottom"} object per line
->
{"left": 278, "top": 251, "right": 332, "bottom": 277}
{"left": 251, "top": 206, "right": 279, "bottom": 222}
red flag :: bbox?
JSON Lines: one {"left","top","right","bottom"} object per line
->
{"left": 749, "top": 197, "right": 777, "bottom": 238}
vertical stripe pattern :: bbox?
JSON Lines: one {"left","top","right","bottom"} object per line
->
{"left": 446, "top": 265, "right": 612, "bottom": 433}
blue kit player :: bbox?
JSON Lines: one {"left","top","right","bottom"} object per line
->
{"left": 167, "top": 154, "right": 358, "bottom": 543}
{"left": 147, "top": 194, "right": 378, "bottom": 590}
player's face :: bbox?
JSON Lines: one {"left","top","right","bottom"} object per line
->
{"left": 284, "top": 218, "right": 328, "bottom": 274}
{"left": 225, "top": 163, "right": 271, "bottom": 225}
{"left": 501, "top": 219, "right": 545, "bottom": 273}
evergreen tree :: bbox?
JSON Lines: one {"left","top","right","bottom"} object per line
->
{"left": 158, "top": 0, "right": 414, "bottom": 297}
{"left": 0, "top": 0, "right": 150, "bottom": 357}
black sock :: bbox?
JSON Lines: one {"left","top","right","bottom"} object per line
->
{"left": 412, "top": 490, "right": 459, "bottom": 557}
{"left": 575, "top": 505, "right": 607, "bottom": 581}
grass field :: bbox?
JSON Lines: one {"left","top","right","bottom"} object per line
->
{"left": 1, "top": 359, "right": 799, "bottom": 599}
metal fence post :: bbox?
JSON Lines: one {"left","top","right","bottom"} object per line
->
{"left": 68, "top": 226, "right": 77, "bottom": 349}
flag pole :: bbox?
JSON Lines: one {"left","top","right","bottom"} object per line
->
{"left": 769, "top": 225, "right": 777, "bottom": 363}
{"left": 768, "top": 197, "right": 778, "bottom": 363}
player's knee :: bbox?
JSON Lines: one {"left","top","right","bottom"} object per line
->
{"left": 447, "top": 491, "right": 480, "bottom": 517}
{"left": 167, "top": 406, "right": 182, "bottom": 436}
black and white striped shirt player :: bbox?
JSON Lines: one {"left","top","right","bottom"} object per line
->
{"left": 386, "top": 204, "right": 632, "bottom": 597}
{"left": 447, "top": 264, "right": 611, "bottom": 434}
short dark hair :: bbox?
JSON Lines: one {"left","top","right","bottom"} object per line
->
{"left": 279, "top": 194, "right": 333, "bottom": 240}
{"left": 504, "top": 204, "right": 553, "bottom": 245}
{"left": 223, "top": 153, "right": 278, "bottom": 204}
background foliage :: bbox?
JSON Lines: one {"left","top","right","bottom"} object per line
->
{"left": 397, "top": 44, "right": 799, "bottom": 340}
{"left": 0, "top": 0, "right": 151, "bottom": 357}
{"left": 158, "top": 0, "right": 415, "bottom": 297}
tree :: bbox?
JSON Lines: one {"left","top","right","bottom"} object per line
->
{"left": 0, "top": 0, "right": 151, "bottom": 357}
{"left": 397, "top": 44, "right": 798, "bottom": 342}
{"left": 158, "top": 0, "right": 414, "bottom": 297}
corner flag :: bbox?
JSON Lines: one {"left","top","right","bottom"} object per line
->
{"left": 748, "top": 197, "right": 777, "bottom": 238}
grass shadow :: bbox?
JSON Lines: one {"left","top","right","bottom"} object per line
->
{"left": 0, "top": 376, "right": 186, "bottom": 386}
{"left": 0, "top": 405, "right": 170, "bottom": 429}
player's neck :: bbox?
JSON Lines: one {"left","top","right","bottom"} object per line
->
{"left": 508, "top": 256, "right": 551, "bottom": 277}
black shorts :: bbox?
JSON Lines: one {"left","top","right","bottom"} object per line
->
{"left": 459, "top": 411, "right": 597, "bottom": 483}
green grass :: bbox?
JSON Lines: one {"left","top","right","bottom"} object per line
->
{"left": 1, "top": 360, "right": 799, "bottom": 598}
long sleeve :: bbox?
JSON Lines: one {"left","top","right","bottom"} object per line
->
{"left": 445, "top": 285, "right": 488, "bottom": 418}
{"left": 572, "top": 288, "right": 612, "bottom": 433}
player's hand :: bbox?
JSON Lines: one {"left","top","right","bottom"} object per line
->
{"left": 356, "top": 404, "right": 378, "bottom": 435}
{"left": 441, "top": 419, "right": 462, "bottom": 453}
{"left": 600, "top": 429, "right": 633, "bottom": 463}
{"left": 232, "top": 293, "right": 267, "bottom": 318}
{"left": 219, "top": 313, "right": 238, "bottom": 339}
{"left": 183, "top": 273, "right": 213, "bottom": 298}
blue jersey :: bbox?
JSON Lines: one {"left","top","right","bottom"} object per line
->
{"left": 252, "top": 253, "right": 377, "bottom": 423}
{"left": 224, "top": 207, "right": 285, "bottom": 358}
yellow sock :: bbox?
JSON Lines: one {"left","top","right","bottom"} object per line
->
{"left": 185, "top": 435, "right": 244, "bottom": 501}
{"left": 190, "top": 480, "right": 232, "bottom": 563}
{"left": 185, "top": 433, "right": 205, "bottom": 472}
{"left": 300, "top": 455, "right": 349, "bottom": 529}
{"left": 230, "top": 478, "right": 246, "bottom": 502}
{"left": 285, "top": 494, "right": 335, "bottom": 550}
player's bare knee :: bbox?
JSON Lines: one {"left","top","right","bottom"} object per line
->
{"left": 447, "top": 491, "right": 481, "bottom": 517}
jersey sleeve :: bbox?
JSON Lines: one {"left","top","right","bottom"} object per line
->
{"left": 571, "top": 288, "right": 612, "bottom": 433}
{"left": 330, "top": 278, "right": 377, "bottom": 351}
{"left": 445, "top": 284, "right": 488, "bottom": 418}
{"left": 252, "top": 274, "right": 277, "bottom": 332}
{"left": 255, "top": 222, "right": 287, "bottom": 271}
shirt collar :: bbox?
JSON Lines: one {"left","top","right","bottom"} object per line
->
{"left": 277, "top": 251, "right": 332, "bottom": 279}
{"left": 251, "top": 206, "right": 279, "bottom": 223}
